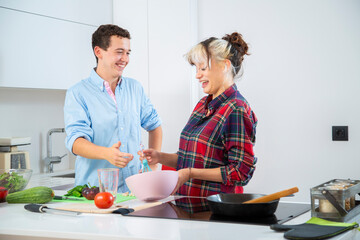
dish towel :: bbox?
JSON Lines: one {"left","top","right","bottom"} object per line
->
{"left": 270, "top": 217, "right": 359, "bottom": 239}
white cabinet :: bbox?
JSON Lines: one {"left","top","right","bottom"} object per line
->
{"left": 147, "top": 0, "right": 196, "bottom": 152}
{"left": 0, "top": 0, "right": 112, "bottom": 89}
{"left": 113, "top": 0, "right": 149, "bottom": 91}
{"left": 0, "top": 0, "right": 112, "bottom": 26}
{"left": 113, "top": 0, "right": 198, "bottom": 153}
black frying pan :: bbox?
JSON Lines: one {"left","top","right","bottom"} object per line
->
{"left": 207, "top": 193, "right": 279, "bottom": 217}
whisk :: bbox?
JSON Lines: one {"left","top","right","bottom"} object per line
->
{"left": 140, "top": 142, "right": 152, "bottom": 173}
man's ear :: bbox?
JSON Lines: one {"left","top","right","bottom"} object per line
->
{"left": 94, "top": 46, "right": 102, "bottom": 60}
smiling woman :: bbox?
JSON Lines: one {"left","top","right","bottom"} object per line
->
{"left": 140, "top": 32, "right": 257, "bottom": 200}
{"left": 176, "top": 33, "right": 256, "bottom": 196}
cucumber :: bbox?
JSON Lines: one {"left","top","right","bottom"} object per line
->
{"left": 6, "top": 186, "right": 54, "bottom": 204}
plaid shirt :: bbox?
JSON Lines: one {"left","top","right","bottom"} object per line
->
{"left": 176, "top": 84, "right": 257, "bottom": 197}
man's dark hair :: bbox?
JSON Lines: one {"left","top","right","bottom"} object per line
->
{"left": 92, "top": 24, "right": 131, "bottom": 63}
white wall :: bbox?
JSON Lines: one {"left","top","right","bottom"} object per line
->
{"left": 198, "top": 0, "right": 360, "bottom": 202}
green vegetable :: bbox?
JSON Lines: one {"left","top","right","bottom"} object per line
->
{"left": 6, "top": 186, "right": 54, "bottom": 204}
{"left": 64, "top": 184, "right": 88, "bottom": 197}
{"left": 0, "top": 172, "right": 27, "bottom": 193}
{"left": 72, "top": 190, "right": 82, "bottom": 197}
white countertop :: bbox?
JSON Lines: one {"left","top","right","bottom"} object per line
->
{"left": 26, "top": 169, "right": 75, "bottom": 190}
{"left": 1, "top": 174, "right": 359, "bottom": 240}
{"left": 1, "top": 199, "right": 359, "bottom": 240}
{"left": 0, "top": 198, "right": 300, "bottom": 240}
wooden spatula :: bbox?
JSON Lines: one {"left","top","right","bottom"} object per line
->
{"left": 243, "top": 187, "right": 299, "bottom": 204}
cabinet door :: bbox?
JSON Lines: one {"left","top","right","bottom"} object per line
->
{"left": 0, "top": 0, "right": 112, "bottom": 26}
{"left": 113, "top": 0, "right": 196, "bottom": 153}
{"left": 147, "top": 0, "right": 195, "bottom": 152}
{"left": 113, "top": 0, "right": 149, "bottom": 92}
{"left": 0, "top": 7, "right": 96, "bottom": 89}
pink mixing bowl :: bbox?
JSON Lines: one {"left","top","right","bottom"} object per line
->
{"left": 125, "top": 170, "right": 179, "bottom": 201}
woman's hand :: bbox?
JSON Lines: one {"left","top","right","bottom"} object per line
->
{"left": 137, "top": 148, "right": 161, "bottom": 165}
{"left": 171, "top": 168, "right": 191, "bottom": 195}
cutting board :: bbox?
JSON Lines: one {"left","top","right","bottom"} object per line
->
{"left": 51, "top": 194, "right": 137, "bottom": 214}
{"left": 54, "top": 201, "right": 163, "bottom": 214}
{"left": 52, "top": 194, "right": 136, "bottom": 204}
{"left": 55, "top": 203, "right": 128, "bottom": 214}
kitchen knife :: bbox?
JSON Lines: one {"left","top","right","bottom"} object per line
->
{"left": 24, "top": 204, "right": 82, "bottom": 216}
{"left": 25, "top": 202, "right": 162, "bottom": 215}
{"left": 53, "top": 195, "right": 85, "bottom": 201}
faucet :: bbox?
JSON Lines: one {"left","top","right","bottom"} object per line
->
{"left": 44, "top": 128, "right": 67, "bottom": 173}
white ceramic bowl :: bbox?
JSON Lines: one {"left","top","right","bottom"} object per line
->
{"left": 0, "top": 169, "right": 33, "bottom": 193}
{"left": 125, "top": 170, "right": 178, "bottom": 201}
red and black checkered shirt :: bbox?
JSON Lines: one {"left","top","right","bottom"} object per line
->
{"left": 176, "top": 84, "right": 257, "bottom": 197}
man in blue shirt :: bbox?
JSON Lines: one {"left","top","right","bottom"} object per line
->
{"left": 64, "top": 24, "right": 162, "bottom": 193}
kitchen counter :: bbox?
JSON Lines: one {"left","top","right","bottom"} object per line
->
{"left": 1, "top": 195, "right": 359, "bottom": 240}
{"left": 1, "top": 174, "right": 359, "bottom": 240}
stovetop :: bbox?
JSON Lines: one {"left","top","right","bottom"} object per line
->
{"left": 124, "top": 197, "right": 310, "bottom": 226}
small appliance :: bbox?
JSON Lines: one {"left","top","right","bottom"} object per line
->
{"left": 0, "top": 137, "right": 31, "bottom": 169}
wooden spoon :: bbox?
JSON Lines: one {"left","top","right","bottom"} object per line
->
{"left": 243, "top": 187, "right": 299, "bottom": 204}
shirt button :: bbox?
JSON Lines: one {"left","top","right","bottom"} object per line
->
{"left": 121, "top": 127, "right": 124, "bottom": 130}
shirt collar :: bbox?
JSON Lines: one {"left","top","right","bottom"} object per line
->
{"left": 90, "top": 68, "right": 122, "bottom": 91}
{"left": 205, "top": 84, "right": 237, "bottom": 112}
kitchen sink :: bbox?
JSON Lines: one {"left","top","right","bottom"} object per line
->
{"left": 27, "top": 171, "right": 75, "bottom": 191}
{"left": 51, "top": 183, "right": 74, "bottom": 190}
{"left": 51, "top": 172, "right": 75, "bottom": 178}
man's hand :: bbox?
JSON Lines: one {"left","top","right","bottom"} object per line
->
{"left": 105, "top": 141, "right": 133, "bottom": 168}
{"left": 73, "top": 138, "right": 133, "bottom": 168}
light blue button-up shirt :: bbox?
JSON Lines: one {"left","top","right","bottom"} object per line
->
{"left": 64, "top": 69, "right": 161, "bottom": 193}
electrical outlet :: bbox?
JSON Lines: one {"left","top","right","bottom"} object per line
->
{"left": 332, "top": 126, "right": 348, "bottom": 141}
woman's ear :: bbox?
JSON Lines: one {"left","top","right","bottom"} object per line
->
{"left": 223, "top": 59, "right": 231, "bottom": 73}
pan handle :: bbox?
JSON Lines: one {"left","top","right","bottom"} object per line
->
{"left": 243, "top": 187, "right": 299, "bottom": 204}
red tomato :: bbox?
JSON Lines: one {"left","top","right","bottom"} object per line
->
{"left": 94, "top": 192, "right": 114, "bottom": 209}
{"left": 0, "top": 187, "right": 8, "bottom": 203}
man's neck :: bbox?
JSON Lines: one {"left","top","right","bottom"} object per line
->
{"left": 95, "top": 67, "right": 120, "bottom": 93}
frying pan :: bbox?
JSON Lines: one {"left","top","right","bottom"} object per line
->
{"left": 207, "top": 193, "right": 279, "bottom": 217}
{"left": 207, "top": 187, "right": 299, "bottom": 217}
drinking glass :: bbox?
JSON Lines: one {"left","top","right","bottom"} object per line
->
{"left": 97, "top": 168, "right": 119, "bottom": 201}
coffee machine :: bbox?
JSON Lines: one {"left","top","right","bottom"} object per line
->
{"left": 0, "top": 137, "right": 31, "bottom": 169}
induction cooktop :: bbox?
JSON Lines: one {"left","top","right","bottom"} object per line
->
{"left": 124, "top": 197, "right": 310, "bottom": 226}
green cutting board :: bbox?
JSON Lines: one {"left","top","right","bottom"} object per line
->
{"left": 52, "top": 194, "right": 136, "bottom": 203}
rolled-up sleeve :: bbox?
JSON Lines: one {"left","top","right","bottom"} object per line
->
{"left": 139, "top": 87, "right": 162, "bottom": 131}
{"left": 64, "top": 88, "right": 94, "bottom": 154}
{"left": 220, "top": 106, "right": 257, "bottom": 186}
